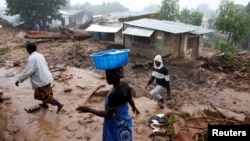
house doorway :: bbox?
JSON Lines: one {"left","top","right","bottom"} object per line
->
{"left": 187, "top": 36, "right": 199, "bottom": 59}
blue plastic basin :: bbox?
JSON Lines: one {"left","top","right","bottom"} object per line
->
{"left": 90, "top": 49, "right": 130, "bottom": 70}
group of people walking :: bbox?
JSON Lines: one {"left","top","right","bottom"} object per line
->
{"left": 15, "top": 42, "right": 171, "bottom": 141}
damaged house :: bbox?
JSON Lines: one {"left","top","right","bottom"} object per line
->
{"left": 86, "top": 22, "right": 123, "bottom": 44}
{"left": 85, "top": 11, "right": 157, "bottom": 44}
{"left": 122, "top": 18, "right": 214, "bottom": 59}
{"left": 0, "top": 7, "right": 22, "bottom": 28}
{"left": 49, "top": 10, "right": 92, "bottom": 30}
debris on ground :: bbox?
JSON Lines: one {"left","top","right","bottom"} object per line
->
{"left": 0, "top": 27, "right": 250, "bottom": 141}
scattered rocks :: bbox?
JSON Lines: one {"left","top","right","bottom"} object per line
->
{"left": 66, "top": 122, "right": 80, "bottom": 132}
{"left": 75, "top": 130, "right": 83, "bottom": 139}
{"left": 7, "top": 124, "right": 19, "bottom": 134}
{"left": 65, "top": 132, "right": 75, "bottom": 138}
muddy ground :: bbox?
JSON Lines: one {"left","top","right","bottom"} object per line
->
{"left": 0, "top": 27, "right": 250, "bottom": 141}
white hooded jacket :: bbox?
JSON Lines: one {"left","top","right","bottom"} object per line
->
{"left": 147, "top": 55, "right": 170, "bottom": 90}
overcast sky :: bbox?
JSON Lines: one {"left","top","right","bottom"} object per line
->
{"left": 69, "top": 0, "right": 249, "bottom": 11}
{"left": 0, "top": 0, "right": 249, "bottom": 11}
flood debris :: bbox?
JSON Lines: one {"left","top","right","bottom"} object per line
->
{"left": 0, "top": 27, "right": 250, "bottom": 141}
{"left": 64, "top": 87, "right": 72, "bottom": 92}
{"left": 54, "top": 74, "right": 73, "bottom": 82}
{"left": 147, "top": 105, "right": 250, "bottom": 141}
{"left": 24, "top": 105, "right": 41, "bottom": 113}
{"left": 0, "top": 90, "right": 11, "bottom": 102}
{"left": 24, "top": 27, "right": 92, "bottom": 41}
{"left": 200, "top": 51, "right": 250, "bottom": 73}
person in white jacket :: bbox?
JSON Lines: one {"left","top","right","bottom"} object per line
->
{"left": 145, "top": 55, "right": 171, "bottom": 109}
{"left": 15, "top": 42, "right": 63, "bottom": 113}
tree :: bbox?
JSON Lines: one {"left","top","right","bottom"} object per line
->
{"left": 246, "top": 2, "right": 250, "bottom": 13}
{"left": 239, "top": 2, "right": 250, "bottom": 50}
{"left": 60, "top": 0, "right": 72, "bottom": 10}
{"left": 178, "top": 8, "right": 191, "bottom": 24}
{"left": 5, "top": 0, "right": 66, "bottom": 29}
{"left": 159, "top": 0, "right": 179, "bottom": 21}
{"left": 215, "top": 0, "right": 250, "bottom": 44}
{"left": 178, "top": 9, "right": 203, "bottom": 26}
{"left": 190, "top": 11, "right": 203, "bottom": 26}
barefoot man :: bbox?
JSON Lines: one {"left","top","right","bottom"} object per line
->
{"left": 15, "top": 42, "right": 63, "bottom": 113}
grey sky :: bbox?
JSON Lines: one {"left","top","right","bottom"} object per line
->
{"left": 0, "top": 0, "right": 249, "bottom": 11}
{"left": 70, "top": 0, "right": 249, "bottom": 11}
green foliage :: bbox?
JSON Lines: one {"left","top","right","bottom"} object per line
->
{"left": 203, "top": 33, "right": 223, "bottom": 49}
{"left": 203, "top": 40, "right": 213, "bottom": 48}
{"left": 178, "top": 8, "right": 191, "bottom": 23}
{"left": 160, "top": 0, "right": 179, "bottom": 21}
{"left": 5, "top": 0, "right": 66, "bottom": 27}
{"left": 215, "top": 0, "right": 250, "bottom": 44}
{"left": 166, "top": 115, "right": 177, "bottom": 136}
{"left": 216, "top": 40, "right": 236, "bottom": 59}
{"left": 246, "top": 2, "right": 250, "bottom": 13}
{"left": 60, "top": 0, "right": 71, "bottom": 10}
{"left": 240, "top": 2, "right": 250, "bottom": 50}
{"left": 190, "top": 11, "right": 203, "bottom": 26}
{"left": 178, "top": 9, "right": 203, "bottom": 26}
{"left": 0, "top": 46, "right": 10, "bottom": 55}
{"left": 243, "top": 62, "right": 250, "bottom": 71}
{"left": 58, "top": 39, "right": 67, "bottom": 43}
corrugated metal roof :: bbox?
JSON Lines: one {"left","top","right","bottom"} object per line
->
{"left": 59, "top": 10, "right": 83, "bottom": 16}
{"left": 0, "top": 7, "right": 22, "bottom": 27}
{"left": 191, "top": 27, "right": 214, "bottom": 35}
{"left": 167, "top": 20, "right": 214, "bottom": 35}
{"left": 123, "top": 27, "right": 154, "bottom": 37}
{"left": 124, "top": 18, "right": 214, "bottom": 34}
{"left": 86, "top": 24, "right": 122, "bottom": 33}
{"left": 0, "top": 14, "right": 22, "bottom": 27}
